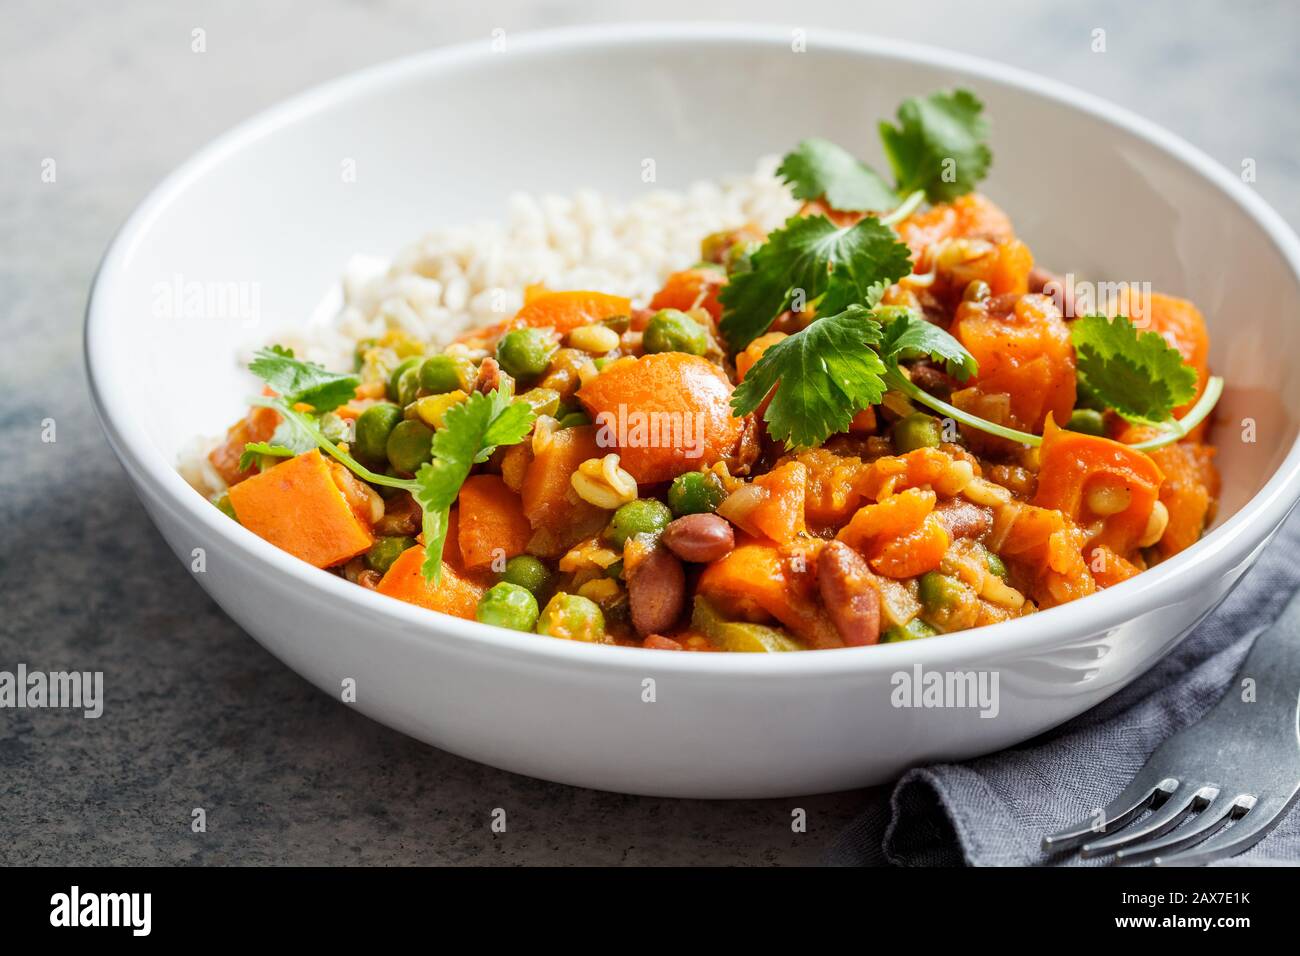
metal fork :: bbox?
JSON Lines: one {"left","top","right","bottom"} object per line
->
{"left": 1041, "top": 587, "right": 1300, "bottom": 866}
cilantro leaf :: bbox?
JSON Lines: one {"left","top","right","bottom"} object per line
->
{"left": 878, "top": 89, "right": 991, "bottom": 203}
{"left": 718, "top": 214, "right": 913, "bottom": 352}
{"left": 730, "top": 306, "right": 888, "bottom": 449}
{"left": 1071, "top": 314, "right": 1198, "bottom": 425}
{"left": 410, "top": 389, "right": 535, "bottom": 584}
{"left": 248, "top": 346, "right": 359, "bottom": 412}
{"left": 877, "top": 310, "right": 978, "bottom": 381}
{"left": 777, "top": 138, "right": 898, "bottom": 212}
{"left": 236, "top": 442, "right": 297, "bottom": 472}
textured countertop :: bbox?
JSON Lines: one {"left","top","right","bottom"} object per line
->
{"left": 3, "top": 0, "right": 1297, "bottom": 865}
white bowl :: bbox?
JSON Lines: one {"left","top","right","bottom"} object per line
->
{"left": 86, "top": 24, "right": 1300, "bottom": 797}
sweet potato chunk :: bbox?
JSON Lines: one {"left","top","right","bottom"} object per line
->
{"left": 228, "top": 450, "right": 374, "bottom": 568}
{"left": 457, "top": 474, "right": 532, "bottom": 571}
{"left": 513, "top": 290, "right": 631, "bottom": 335}
{"left": 375, "top": 545, "right": 488, "bottom": 620}
{"left": 519, "top": 425, "right": 607, "bottom": 555}
{"left": 696, "top": 539, "right": 841, "bottom": 649}
{"left": 952, "top": 292, "right": 1075, "bottom": 433}
{"left": 577, "top": 354, "right": 744, "bottom": 484}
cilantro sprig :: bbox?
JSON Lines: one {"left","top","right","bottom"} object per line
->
{"left": 731, "top": 306, "right": 889, "bottom": 448}
{"left": 776, "top": 139, "right": 899, "bottom": 212}
{"left": 725, "top": 89, "right": 992, "bottom": 353}
{"left": 777, "top": 89, "right": 991, "bottom": 213}
{"left": 878, "top": 90, "right": 991, "bottom": 203}
{"left": 1071, "top": 314, "right": 1198, "bottom": 425}
{"left": 731, "top": 308, "right": 978, "bottom": 449}
{"left": 243, "top": 348, "right": 534, "bottom": 584}
{"left": 717, "top": 214, "right": 914, "bottom": 352}
{"left": 409, "top": 388, "right": 533, "bottom": 584}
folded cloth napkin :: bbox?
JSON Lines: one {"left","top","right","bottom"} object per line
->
{"left": 829, "top": 507, "right": 1300, "bottom": 866}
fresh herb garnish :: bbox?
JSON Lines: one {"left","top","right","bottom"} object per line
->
{"left": 877, "top": 309, "right": 978, "bottom": 380}
{"left": 728, "top": 88, "right": 991, "bottom": 352}
{"left": 717, "top": 214, "right": 914, "bottom": 352}
{"left": 248, "top": 345, "right": 360, "bottom": 414}
{"left": 1071, "top": 314, "right": 1198, "bottom": 426}
{"left": 243, "top": 349, "right": 534, "bottom": 584}
{"left": 236, "top": 441, "right": 297, "bottom": 472}
{"left": 879, "top": 89, "right": 991, "bottom": 204}
{"left": 409, "top": 389, "right": 534, "bottom": 584}
{"left": 776, "top": 138, "right": 898, "bottom": 212}
{"left": 731, "top": 305, "right": 889, "bottom": 448}
{"left": 734, "top": 91, "right": 1220, "bottom": 454}
{"left": 778, "top": 90, "right": 991, "bottom": 215}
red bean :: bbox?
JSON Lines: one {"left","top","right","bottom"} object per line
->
{"left": 817, "top": 541, "right": 882, "bottom": 647}
{"left": 628, "top": 546, "right": 686, "bottom": 637}
{"left": 661, "top": 513, "right": 735, "bottom": 563}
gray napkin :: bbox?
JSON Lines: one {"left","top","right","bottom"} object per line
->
{"left": 829, "top": 507, "right": 1300, "bottom": 866}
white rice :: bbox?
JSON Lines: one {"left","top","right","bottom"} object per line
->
{"left": 275, "top": 158, "right": 798, "bottom": 370}
{"left": 183, "top": 160, "right": 798, "bottom": 492}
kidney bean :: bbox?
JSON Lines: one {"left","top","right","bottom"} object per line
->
{"left": 816, "top": 541, "right": 882, "bottom": 647}
{"left": 627, "top": 546, "right": 686, "bottom": 637}
{"left": 661, "top": 513, "right": 735, "bottom": 563}
{"left": 933, "top": 498, "right": 993, "bottom": 540}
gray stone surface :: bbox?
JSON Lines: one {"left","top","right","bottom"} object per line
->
{"left": 2, "top": 0, "right": 1297, "bottom": 865}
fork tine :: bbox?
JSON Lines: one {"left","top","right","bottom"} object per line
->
{"left": 1113, "top": 794, "right": 1241, "bottom": 862}
{"left": 1041, "top": 777, "right": 1178, "bottom": 853}
{"left": 1079, "top": 784, "right": 1217, "bottom": 858}
{"left": 1153, "top": 795, "right": 1280, "bottom": 867}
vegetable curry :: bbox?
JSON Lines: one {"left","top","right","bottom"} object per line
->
{"left": 205, "top": 90, "right": 1221, "bottom": 652}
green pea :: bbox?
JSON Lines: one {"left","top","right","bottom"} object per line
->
{"left": 605, "top": 498, "right": 673, "bottom": 548}
{"left": 667, "top": 471, "right": 727, "bottom": 517}
{"left": 892, "top": 413, "right": 942, "bottom": 452}
{"left": 536, "top": 593, "right": 606, "bottom": 643}
{"left": 366, "top": 535, "right": 417, "bottom": 575}
{"left": 386, "top": 419, "right": 434, "bottom": 473}
{"left": 643, "top": 309, "right": 708, "bottom": 356}
{"left": 919, "top": 572, "right": 966, "bottom": 615}
{"left": 557, "top": 411, "right": 591, "bottom": 429}
{"left": 1067, "top": 408, "right": 1107, "bottom": 437}
{"left": 420, "top": 354, "right": 475, "bottom": 394}
{"left": 397, "top": 365, "right": 423, "bottom": 406}
{"left": 499, "top": 555, "right": 552, "bottom": 598}
{"left": 985, "top": 552, "right": 1008, "bottom": 580}
{"left": 496, "top": 327, "right": 558, "bottom": 381}
{"left": 354, "top": 403, "right": 403, "bottom": 462}
{"left": 516, "top": 387, "right": 561, "bottom": 418}
{"left": 600, "top": 314, "right": 631, "bottom": 334}
{"left": 477, "top": 582, "right": 540, "bottom": 632}
{"left": 882, "top": 618, "right": 939, "bottom": 643}
{"left": 387, "top": 356, "right": 424, "bottom": 402}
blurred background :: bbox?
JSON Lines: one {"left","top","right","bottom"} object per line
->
{"left": 3, "top": 0, "right": 1297, "bottom": 864}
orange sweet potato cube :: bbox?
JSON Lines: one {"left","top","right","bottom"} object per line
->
{"left": 228, "top": 450, "right": 374, "bottom": 568}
